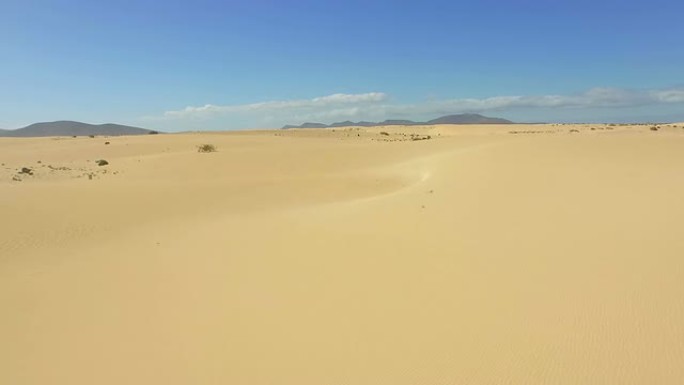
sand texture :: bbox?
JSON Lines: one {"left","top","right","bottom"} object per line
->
{"left": 2, "top": 123, "right": 684, "bottom": 384}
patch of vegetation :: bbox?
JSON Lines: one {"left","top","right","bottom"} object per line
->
{"left": 410, "top": 134, "right": 431, "bottom": 141}
{"left": 197, "top": 144, "right": 217, "bottom": 153}
{"left": 380, "top": 132, "right": 390, "bottom": 136}
{"left": 508, "top": 130, "right": 553, "bottom": 134}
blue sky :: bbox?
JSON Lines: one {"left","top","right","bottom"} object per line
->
{"left": 1, "top": 0, "right": 683, "bottom": 130}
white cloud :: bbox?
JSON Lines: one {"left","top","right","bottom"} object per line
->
{"left": 416, "top": 87, "right": 658, "bottom": 113}
{"left": 651, "top": 89, "right": 684, "bottom": 103}
{"left": 163, "top": 92, "right": 388, "bottom": 118}
{"left": 146, "top": 87, "right": 684, "bottom": 129}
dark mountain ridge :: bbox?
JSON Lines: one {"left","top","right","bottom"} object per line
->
{"left": 0, "top": 121, "right": 158, "bottom": 137}
{"left": 282, "top": 113, "right": 513, "bottom": 129}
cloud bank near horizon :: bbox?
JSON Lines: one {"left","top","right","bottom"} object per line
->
{"left": 145, "top": 86, "right": 684, "bottom": 129}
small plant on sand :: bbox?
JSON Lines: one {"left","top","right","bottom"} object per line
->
{"left": 380, "top": 131, "right": 390, "bottom": 136}
{"left": 197, "top": 144, "right": 217, "bottom": 153}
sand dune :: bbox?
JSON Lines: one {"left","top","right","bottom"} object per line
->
{"left": 2, "top": 124, "right": 684, "bottom": 384}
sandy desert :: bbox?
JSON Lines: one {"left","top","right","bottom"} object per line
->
{"left": 2, "top": 123, "right": 684, "bottom": 384}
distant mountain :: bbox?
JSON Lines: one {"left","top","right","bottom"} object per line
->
{"left": 282, "top": 122, "right": 328, "bottom": 129}
{"left": 329, "top": 121, "right": 379, "bottom": 127}
{"left": 426, "top": 114, "right": 512, "bottom": 125}
{"left": 329, "top": 121, "right": 361, "bottom": 127}
{"left": 379, "top": 119, "right": 419, "bottom": 125}
{"left": 0, "top": 121, "right": 159, "bottom": 137}
{"left": 282, "top": 113, "right": 513, "bottom": 129}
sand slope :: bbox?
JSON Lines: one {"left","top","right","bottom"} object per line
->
{"left": 2, "top": 124, "right": 684, "bottom": 384}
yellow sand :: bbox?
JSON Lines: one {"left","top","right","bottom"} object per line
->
{"left": 2, "top": 123, "right": 684, "bottom": 384}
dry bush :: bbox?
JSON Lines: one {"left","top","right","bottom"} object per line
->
{"left": 197, "top": 144, "right": 217, "bottom": 153}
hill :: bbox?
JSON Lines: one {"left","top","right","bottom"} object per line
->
{"left": 282, "top": 122, "right": 328, "bottom": 129}
{"left": 282, "top": 113, "right": 513, "bottom": 129}
{"left": 426, "top": 113, "right": 513, "bottom": 125}
{"left": 0, "top": 121, "right": 158, "bottom": 137}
